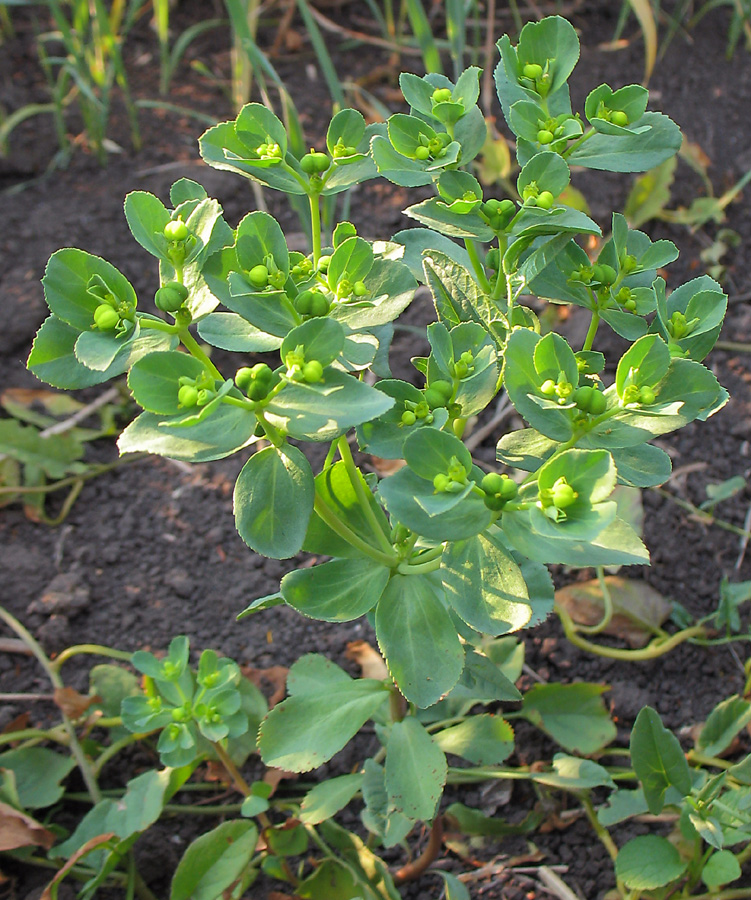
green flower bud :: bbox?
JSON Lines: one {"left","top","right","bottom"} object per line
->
{"left": 537, "top": 129, "right": 554, "bottom": 144}
{"left": 93, "top": 304, "right": 119, "bottom": 330}
{"left": 178, "top": 384, "right": 199, "bottom": 408}
{"left": 522, "top": 63, "right": 543, "bottom": 79}
{"left": 302, "top": 360, "right": 324, "bottom": 383}
{"left": 611, "top": 110, "right": 628, "bottom": 127}
{"left": 621, "top": 254, "right": 638, "bottom": 273}
{"left": 401, "top": 410, "right": 416, "bottom": 426}
{"left": 248, "top": 265, "right": 269, "bottom": 289}
{"left": 196, "top": 389, "right": 211, "bottom": 406}
{"left": 415, "top": 145, "right": 431, "bottom": 160}
{"left": 624, "top": 299, "right": 637, "bottom": 311}
{"left": 155, "top": 281, "right": 189, "bottom": 312}
{"left": 639, "top": 386, "right": 656, "bottom": 405}
{"left": 432, "top": 87, "right": 453, "bottom": 103}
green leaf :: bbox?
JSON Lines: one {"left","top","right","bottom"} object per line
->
{"left": 532, "top": 754, "right": 615, "bottom": 790}
{"left": 281, "top": 318, "right": 345, "bottom": 369}
{"left": 171, "top": 820, "right": 258, "bottom": 900}
{"left": 376, "top": 574, "right": 464, "bottom": 708}
{"left": 258, "top": 680, "right": 388, "bottom": 772}
{"left": 302, "top": 460, "right": 391, "bottom": 558}
{"left": 702, "top": 850, "right": 742, "bottom": 889}
{"left": 42, "top": 249, "right": 137, "bottom": 333}
{"left": 299, "top": 773, "right": 363, "bottom": 825}
{"left": 434, "top": 714, "right": 514, "bottom": 765}
{"left": 697, "top": 695, "right": 751, "bottom": 758}
{"left": 0, "top": 749, "right": 75, "bottom": 809}
{"left": 265, "top": 370, "right": 394, "bottom": 442}
{"left": 516, "top": 16, "right": 580, "bottom": 96}
{"left": 517, "top": 151, "right": 570, "bottom": 198}
{"left": 630, "top": 706, "right": 692, "bottom": 814}
{"left": 404, "top": 427, "right": 472, "bottom": 482}
{"left": 0, "top": 419, "right": 84, "bottom": 480}
{"left": 438, "top": 872, "right": 470, "bottom": 900}
{"left": 393, "top": 229, "right": 473, "bottom": 282}
{"left": 404, "top": 198, "right": 495, "bottom": 241}
{"left": 127, "top": 351, "right": 207, "bottom": 415}
{"left": 422, "top": 252, "right": 503, "bottom": 341}
{"left": 386, "top": 717, "right": 447, "bottom": 821}
{"left": 521, "top": 683, "right": 616, "bottom": 754}
{"left": 615, "top": 835, "right": 688, "bottom": 890}
{"left": 234, "top": 444, "right": 314, "bottom": 559}
{"left": 441, "top": 534, "right": 531, "bottom": 636}
{"left": 281, "top": 558, "right": 390, "bottom": 622}
{"left": 567, "top": 112, "right": 682, "bottom": 172}
{"left": 286, "top": 654, "right": 352, "bottom": 696}
{"left": 329, "top": 257, "right": 416, "bottom": 330}
{"left": 234, "top": 210, "right": 289, "bottom": 276}
{"left": 328, "top": 236, "right": 374, "bottom": 291}
{"left": 361, "top": 759, "right": 413, "bottom": 849}
{"left": 123, "top": 191, "right": 171, "bottom": 259}
{"left": 118, "top": 406, "right": 257, "bottom": 462}
{"left": 197, "top": 312, "right": 282, "bottom": 352}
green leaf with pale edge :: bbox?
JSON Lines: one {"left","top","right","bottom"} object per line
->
{"left": 441, "top": 534, "right": 531, "bottom": 636}
{"left": 127, "top": 351, "right": 207, "bottom": 415}
{"left": 170, "top": 820, "right": 258, "bottom": 900}
{"left": 386, "top": 718, "right": 447, "bottom": 821}
{"left": 521, "top": 683, "right": 616, "bottom": 754}
{"left": 234, "top": 444, "right": 313, "bottom": 559}
{"left": 0, "top": 749, "right": 75, "bottom": 809}
{"left": 434, "top": 715, "right": 514, "bottom": 765}
{"left": 281, "top": 558, "right": 390, "bottom": 622}
{"left": 258, "top": 680, "right": 388, "bottom": 772}
{"left": 299, "top": 774, "right": 363, "bottom": 825}
{"left": 697, "top": 695, "right": 751, "bottom": 758}
{"left": 376, "top": 575, "right": 464, "bottom": 708}
{"left": 630, "top": 706, "right": 691, "bottom": 814}
{"left": 615, "top": 835, "right": 687, "bottom": 890}
{"left": 568, "top": 112, "right": 682, "bottom": 173}
{"left": 197, "top": 313, "right": 281, "bottom": 352}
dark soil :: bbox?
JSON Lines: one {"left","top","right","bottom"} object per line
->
{"left": 2, "top": 2, "right": 751, "bottom": 898}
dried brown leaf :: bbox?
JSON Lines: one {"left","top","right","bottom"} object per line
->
{"left": 0, "top": 802, "right": 56, "bottom": 851}
{"left": 40, "top": 833, "right": 115, "bottom": 899}
{"left": 345, "top": 640, "right": 388, "bottom": 680}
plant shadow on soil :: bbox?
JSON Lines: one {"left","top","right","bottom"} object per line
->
{"left": 1, "top": 2, "right": 751, "bottom": 898}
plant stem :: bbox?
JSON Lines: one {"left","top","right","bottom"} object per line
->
{"left": 94, "top": 733, "right": 144, "bottom": 776}
{"left": 582, "top": 310, "right": 600, "bottom": 352}
{"left": 556, "top": 603, "right": 706, "bottom": 660}
{"left": 313, "top": 494, "right": 397, "bottom": 567}
{"left": 464, "top": 239, "right": 492, "bottom": 293}
{"left": 51, "top": 644, "right": 133, "bottom": 672}
{"left": 0, "top": 456, "right": 144, "bottom": 498}
{"left": 212, "top": 741, "right": 251, "bottom": 796}
{"left": 0, "top": 605, "right": 101, "bottom": 803}
{"left": 178, "top": 328, "right": 223, "bottom": 381}
{"left": 337, "top": 436, "right": 394, "bottom": 555}
{"left": 309, "top": 192, "right": 322, "bottom": 265}
{"left": 575, "top": 567, "right": 614, "bottom": 635}
{"left": 651, "top": 487, "right": 751, "bottom": 540}
{"left": 580, "top": 794, "right": 618, "bottom": 863}
{"left": 394, "top": 816, "right": 444, "bottom": 884}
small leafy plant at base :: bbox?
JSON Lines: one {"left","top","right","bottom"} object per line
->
{"left": 7, "top": 13, "right": 749, "bottom": 899}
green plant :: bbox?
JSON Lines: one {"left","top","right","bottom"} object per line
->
{"left": 13, "top": 13, "right": 742, "bottom": 897}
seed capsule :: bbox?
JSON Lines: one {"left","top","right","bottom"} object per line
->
{"left": 164, "top": 220, "right": 189, "bottom": 242}
{"left": 93, "top": 304, "right": 119, "bottom": 330}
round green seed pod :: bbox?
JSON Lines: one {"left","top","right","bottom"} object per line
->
{"left": 589, "top": 390, "right": 607, "bottom": 416}
{"left": 552, "top": 481, "right": 577, "bottom": 509}
{"left": 164, "top": 219, "right": 189, "bottom": 242}
{"left": 234, "top": 367, "right": 254, "bottom": 392}
{"left": 247, "top": 381, "right": 269, "bottom": 401}
{"left": 415, "top": 146, "right": 430, "bottom": 160}
{"left": 523, "top": 63, "right": 543, "bottom": 79}
{"left": 433, "top": 473, "right": 451, "bottom": 492}
{"left": 536, "top": 190, "right": 555, "bottom": 209}
{"left": 155, "top": 281, "right": 189, "bottom": 312}
{"left": 424, "top": 387, "right": 447, "bottom": 409}
{"left": 309, "top": 293, "right": 330, "bottom": 317}
{"left": 93, "top": 304, "right": 119, "bottom": 330}
{"left": 294, "top": 290, "right": 314, "bottom": 315}
{"left": 611, "top": 110, "right": 628, "bottom": 127}
{"left": 537, "top": 129, "right": 554, "bottom": 144}
{"left": 401, "top": 410, "right": 416, "bottom": 426}
{"left": 481, "top": 472, "right": 506, "bottom": 495}
{"left": 248, "top": 265, "right": 269, "bottom": 288}
{"left": 540, "top": 379, "right": 556, "bottom": 396}
{"left": 639, "top": 386, "right": 656, "bottom": 405}
{"left": 432, "top": 88, "right": 453, "bottom": 103}
{"left": 483, "top": 493, "right": 506, "bottom": 511}
{"left": 574, "top": 385, "right": 595, "bottom": 411}
{"left": 178, "top": 384, "right": 199, "bottom": 408}
{"left": 430, "top": 380, "right": 453, "bottom": 401}
{"left": 302, "top": 360, "right": 324, "bottom": 383}
{"left": 353, "top": 281, "right": 368, "bottom": 297}
{"left": 250, "top": 363, "right": 273, "bottom": 383}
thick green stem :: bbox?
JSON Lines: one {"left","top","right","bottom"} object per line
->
{"left": 464, "top": 239, "right": 492, "bottom": 293}
{"left": 580, "top": 794, "right": 619, "bottom": 864}
{"left": 575, "top": 567, "right": 614, "bottom": 636}
{"left": 178, "top": 328, "right": 223, "bottom": 381}
{"left": 138, "top": 317, "right": 178, "bottom": 335}
{"left": 0, "top": 605, "right": 101, "bottom": 803}
{"left": 582, "top": 310, "right": 600, "bottom": 352}
{"left": 313, "top": 495, "right": 397, "bottom": 567}
{"left": 309, "top": 192, "right": 322, "bottom": 266}
{"left": 212, "top": 741, "right": 251, "bottom": 796}
{"left": 337, "top": 437, "right": 394, "bottom": 555}
{"left": 557, "top": 603, "right": 706, "bottom": 660}
{"left": 52, "top": 644, "right": 132, "bottom": 673}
